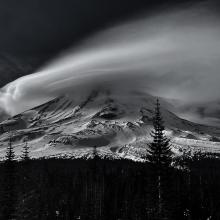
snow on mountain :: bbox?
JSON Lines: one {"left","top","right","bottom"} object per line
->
{"left": 0, "top": 90, "right": 220, "bottom": 161}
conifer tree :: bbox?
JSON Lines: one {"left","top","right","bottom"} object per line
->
{"left": 147, "top": 99, "right": 172, "bottom": 168}
{"left": 147, "top": 99, "right": 172, "bottom": 218}
{"left": 5, "top": 135, "right": 15, "bottom": 163}
{"left": 21, "top": 141, "right": 30, "bottom": 162}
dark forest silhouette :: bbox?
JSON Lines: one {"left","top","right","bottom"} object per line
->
{"left": 0, "top": 155, "right": 220, "bottom": 220}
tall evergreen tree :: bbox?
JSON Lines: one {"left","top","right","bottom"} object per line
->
{"left": 147, "top": 99, "right": 172, "bottom": 218}
{"left": 5, "top": 135, "right": 15, "bottom": 163}
{"left": 16, "top": 140, "right": 33, "bottom": 219}
{"left": 21, "top": 141, "right": 30, "bottom": 162}
{"left": 147, "top": 98, "right": 172, "bottom": 168}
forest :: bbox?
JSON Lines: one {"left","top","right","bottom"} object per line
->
{"left": 0, "top": 153, "right": 220, "bottom": 220}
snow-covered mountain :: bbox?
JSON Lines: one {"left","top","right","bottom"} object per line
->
{"left": 0, "top": 90, "right": 220, "bottom": 161}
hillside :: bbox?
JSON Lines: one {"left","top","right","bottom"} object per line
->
{"left": 0, "top": 90, "right": 220, "bottom": 160}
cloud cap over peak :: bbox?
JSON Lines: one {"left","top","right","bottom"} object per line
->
{"left": 0, "top": 5, "right": 220, "bottom": 126}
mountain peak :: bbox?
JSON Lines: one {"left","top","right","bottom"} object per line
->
{"left": 0, "top": 92, "right": 220, "bottom": 160}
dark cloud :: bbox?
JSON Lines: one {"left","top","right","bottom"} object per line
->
{"left": 174, "top": 101, "right": 220, "bottom": 127}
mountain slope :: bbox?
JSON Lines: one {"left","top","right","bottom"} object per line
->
{"left": 0, "top": 90, "right": 220, "bottom": 160}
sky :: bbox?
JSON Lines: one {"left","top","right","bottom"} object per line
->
{"left": 0, "top": 0, "right": 220, "bottom": 126}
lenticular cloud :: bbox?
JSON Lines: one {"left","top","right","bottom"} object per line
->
{"left": 1, "top": 6, "right": 220, "bottom": 116}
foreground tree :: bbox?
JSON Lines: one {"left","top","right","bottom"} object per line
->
{"left": 147, "top": 98, "right": 172, "bottom": 167}
{"left": 147, "top": 99, "right": 172, "bottom": 218}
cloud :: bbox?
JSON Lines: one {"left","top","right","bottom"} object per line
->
{"left": 174, "top": 101, "right": 220, "bottom": 127}
{"left": 0, "top": 5, "right": 220, "bottom": 125}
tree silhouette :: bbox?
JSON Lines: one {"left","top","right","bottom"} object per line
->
{"left": 147, "top": 98, "right": 172, "bottom": 218}
{"left": 147, "top": 98, "right": 172, "bottom": 168}
{"left": 5, "top": 134, "right": 15, "bottom": 163}
{"left": 21, "top": 141, "right": 30, "bottom": 162}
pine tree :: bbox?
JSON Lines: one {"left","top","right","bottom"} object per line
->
{"left": 5, "top": 135, "right": 15, "bottom": 163}
{"left": 17, "top": 140, "right": 32, "bottom": 219}
{"left": 147, "top": 98, "right": 172, "bottom": 168}
{"left": 21, "top": 141, "right": 30, "bottom": 162}
{"left": 147, "top": 99, "right": 172, "bottom": 218}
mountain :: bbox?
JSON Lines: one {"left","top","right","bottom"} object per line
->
{"left": 0, "top": 90, "right": 220, "bottom": 161}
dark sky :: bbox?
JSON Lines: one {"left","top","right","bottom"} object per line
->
{"left": 1, "top": 0, "right": 205, "bottom": 56}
